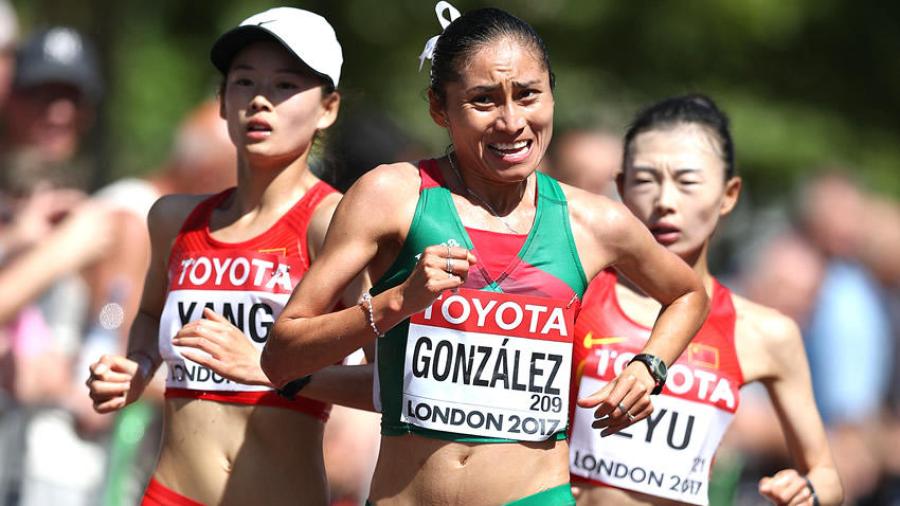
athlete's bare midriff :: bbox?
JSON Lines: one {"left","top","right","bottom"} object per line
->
{"left": 368, "top": 433, "right": 570, "bottom": 505}
{"left": 154, "top": 397, "right": 327, "bottom": 506}
{"left": 576, "top": 484, "right": 689, "bottom": 506}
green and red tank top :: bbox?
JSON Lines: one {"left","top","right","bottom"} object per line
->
{"left": 370, "top": 159, "right": 588, "bottom": 443}
{"left": 569, "top": 270, "right": 745, "bottom": 504}
{"left": 159, "top": 183, "right": 336, "bottom": 421}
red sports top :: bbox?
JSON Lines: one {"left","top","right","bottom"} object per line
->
{"left": 158, "top": 183, "right": 336, "bottom": 421}
{"left": 569, "top": 270, "right": 744, "bottom": 505}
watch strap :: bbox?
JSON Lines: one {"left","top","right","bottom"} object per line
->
{"left": 629, "top": 354, "right": 665, "bottom": 395}
{"left": 276, "top": 375, "right": 312, "bottom": 399}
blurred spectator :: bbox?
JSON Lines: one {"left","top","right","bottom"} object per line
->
{"left": 856, "top": 196, "right": 900, "bottom": 503}
{"left": 0, "top": 199, "right": 114, "bottom": 325}
{"left": 0, "top": 0, "right": 17, "bottom": 108}
{"left": 792, "top": 172, "right": 893, "bottom": 504}
{"left": 797, "top": 172, "right": 892, "bottom": 426}
{"left": 743, "top": 231, "right": 825, "bottom": 327}
{"left": 1, "top": 26, "right": 101, "bottom": 195}
{"left": 543, "top": 128, "right": 622, "bottom": 197}
{"left": 0, "top": 26, "right": 111, "bottom": 506}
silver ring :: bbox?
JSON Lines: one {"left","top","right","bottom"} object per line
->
{"left": 618, "top": 402, "right": 635, "bottom": 422}
{"left": 446, "top": 257, "right": 453, "bottom": 273}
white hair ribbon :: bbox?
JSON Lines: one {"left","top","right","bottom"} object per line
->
{"left": 418, "top": 1, "right": 461, "bottom": 71}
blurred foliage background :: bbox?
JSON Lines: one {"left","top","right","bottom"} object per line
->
{"left": 12, "top": 0, "right": 900, "bottom": 200}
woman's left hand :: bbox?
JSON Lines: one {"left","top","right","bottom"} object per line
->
{"left": 759, "top": 469, "right": 816, "bottom": 506}
{"left": 577, "top": 361, "right": 655, "bottom": 437}
{"left": 173, "top": 308, "right": 271, "bottom": 386}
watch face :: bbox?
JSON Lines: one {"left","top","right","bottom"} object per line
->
{"left": 654, "top": 358, "right": 668, "bottom": 380}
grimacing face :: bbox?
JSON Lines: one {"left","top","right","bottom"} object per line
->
{"left": 429, "top": 37, "right": 554, "bottom": 186}
{"left": 620, "top": 123, "right": 740, "bottom": 261}
{"left": 221, "top": 40, "right": 338, "bottom": 168}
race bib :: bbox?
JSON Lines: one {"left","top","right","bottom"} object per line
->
{"left": 160, "top": 289, "right": 287, "bottom": 392}
{"left": 160, "top": 250, "right": 300, "bottom": 392}
{"left": 400, "top": 288, "right": 574, "bottom": 441}
{"left": 570, "top": 361, "right": 735, "bottom": 505}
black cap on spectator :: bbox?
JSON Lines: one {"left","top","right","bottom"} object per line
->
{"left": 14, "top": 27, "right": 102, "bottom": 101}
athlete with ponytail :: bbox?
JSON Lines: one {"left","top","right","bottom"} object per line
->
{"left": 264, "top": 4, "right": 709, "bottom": 505}
{"left": 569, "top": 95, "right": 843, "bottom": 506}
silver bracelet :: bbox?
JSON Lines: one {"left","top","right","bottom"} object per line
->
{"left": 359, "top": 292, "right": 383, "bottom": 338}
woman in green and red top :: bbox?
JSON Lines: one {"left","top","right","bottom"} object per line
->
{"left": 264, "top": 4, "right": 708, "bottom": 505}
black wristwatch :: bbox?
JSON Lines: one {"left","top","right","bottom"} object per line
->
{"left": 628, "top": 354, "right": 667, "bottom": 395}
{"left": 276, "top": 375, "right": 312, "bottom": 399}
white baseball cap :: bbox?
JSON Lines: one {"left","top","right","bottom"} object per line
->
{"left": 210, "top": 7, "right": 342, "bottom": 88}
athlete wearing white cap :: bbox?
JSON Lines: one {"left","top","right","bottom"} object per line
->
{"left": 86, "top": 7, "right": 370, "bottom": 505}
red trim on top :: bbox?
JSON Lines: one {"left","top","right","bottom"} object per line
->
{"left": 141, "top": 478, "right": 205, "bottom": 506}
{"left": 167, "top": 189, "right": 233, "bottom": 269}
{"left": 708, "top": 278, "right": 744, "bottom": 386}
{"left": 465, "top": 227, "right": 528, "bottom": 281}
{"left": 165, "top": 388, "right": 330, "bottom": 422}
{"left": 418, "top": 159, "right": 446, "bottom": 191}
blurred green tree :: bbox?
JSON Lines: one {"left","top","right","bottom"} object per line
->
{"left": 11, "top": 0, "right": 899, "bottom": 197}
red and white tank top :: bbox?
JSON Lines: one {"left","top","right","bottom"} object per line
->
{"left": 569, "top": 270, "right": 744, "bottom": 505}
{"left": 158, "top": 183, "right": 336, "bottom": 421}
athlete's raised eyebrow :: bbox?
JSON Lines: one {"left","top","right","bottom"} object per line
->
{"left": 466, "top": 80, "right": 543, "bottom": 94}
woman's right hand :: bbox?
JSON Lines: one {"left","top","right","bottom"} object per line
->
{"left": 86, "top": 354, "right": 151, "bottom": 413}
{"left": 397, "top": 244, "right": 477, "bottom": 316}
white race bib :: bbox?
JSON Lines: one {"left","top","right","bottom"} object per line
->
{"left": 160, "top": 250, "right": 298, "bottom": 393}
{"left": 570, "top": 373, "right": 733, "bottom": 505}
{"left": 400, "top": 289, "right": 574, "bottom": 441}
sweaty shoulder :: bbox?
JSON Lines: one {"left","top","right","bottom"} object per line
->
{"left": 146, "top": 193, "right": 210, "bottom": 253}
{"left": 346, "top": 161, "right": 421, "bottom": 201}
{"left": 732, "top": 293, "right": 805, "bottom": 383}
{"left": 560, "top": 182, "right": 644, "bottom": 276}
{"left": 339, "top": 161, "right": 423, "bottom": 234}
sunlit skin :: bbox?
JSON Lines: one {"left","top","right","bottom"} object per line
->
{"left": 576, "top": 123, "right": 843, "bottom": 506}
{"left": 222, "top": 41, "right": 337, "bottom": 173}
{"left": 86, "top": 40, "right": 374, "bottom": 505}
{"left": 430, "top": 38, "right": 554, "bottom": 220}
{"left": 622, "top": 123, "right": 737, "bottom": 270}
{"left": 264, "top": 37, "right": 708, "bottom": 506}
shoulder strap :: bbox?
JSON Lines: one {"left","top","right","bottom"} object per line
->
{"left": 176, "top": 188, "right": 234, "bottom": 235}
{"left": 296, "top": 180, "right": 338, "bottom": 214}
{"left": 418, "top": 159, "right": 446, "bottom": 192}
{"left": 709, "top": 278, "right": 738, "bottom": 333}
{"left": 528, "top": 172, "right": 589, "bottom": 298}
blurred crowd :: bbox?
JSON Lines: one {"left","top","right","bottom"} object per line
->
{"left": 0, "top": 1, "right": 897, "bottom": 505}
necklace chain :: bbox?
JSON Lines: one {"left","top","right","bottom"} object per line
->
{"left": 446, "top": 149, "right": 523, "bottom": 234}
